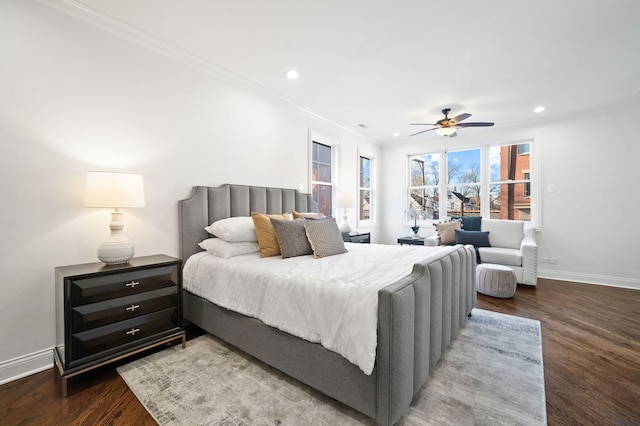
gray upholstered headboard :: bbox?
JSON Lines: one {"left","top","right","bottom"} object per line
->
{"left": 179, "top": 184, "right": 318, "bottom": 261}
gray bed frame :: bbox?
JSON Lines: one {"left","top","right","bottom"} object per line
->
{"left": 179, "top": 184, "right": 477, "bottom": 425}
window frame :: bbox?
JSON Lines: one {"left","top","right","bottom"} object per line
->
{"left": 309, "top": 132, "right": 340, "bottom": 217}
{"left": 446, "top": 148, "right": 482, "bottom": 218}
{"left": 357, "top": 151, "right": 375, "bottom": 227}
{"left": 485, "top": 140, "right": 534, "bottom": 222}
{"left": 407, "top": 136, "right": 540, "bottom": 229}
{"left": 407, "top": 152, "right": 441, "bottom": 222}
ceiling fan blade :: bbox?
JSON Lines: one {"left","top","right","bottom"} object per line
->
{"left": 409, "top": 123, "right": 436, "bottom": 126}
{"left": 457, "top": 122, "right": 494, "bottom": 127}
{"left": 410, "top": 128, "right": 436, "bottom": 137}
{"left": 451, "top": 113, "right": 471, "bottom": 123}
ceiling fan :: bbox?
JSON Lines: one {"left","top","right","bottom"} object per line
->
{"left": 410, "top": 108, "right": 494, "bottom": 137}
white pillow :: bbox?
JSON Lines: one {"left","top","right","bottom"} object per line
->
{"left": 198, "top": 238, "right": 259, "bottom": 258}
{"left": 204, "top": 217, "right": 257, "bottom": 242}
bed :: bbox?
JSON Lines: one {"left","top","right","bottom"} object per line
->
{"left": 179, "top": 184, "right": 477, "bottom": 425}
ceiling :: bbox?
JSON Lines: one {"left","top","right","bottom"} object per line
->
{"left": 61, "top": 0, "right": 640, "bottom": 144}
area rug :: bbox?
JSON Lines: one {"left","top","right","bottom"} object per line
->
{"left": 117, "top": 309, "right": 546, "bottom": 425}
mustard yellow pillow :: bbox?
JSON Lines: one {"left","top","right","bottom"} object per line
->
{"left": 251, "top": 212, "right": 290, "bottom": 257}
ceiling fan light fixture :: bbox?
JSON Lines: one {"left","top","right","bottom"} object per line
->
{"left": 409, "top": 109, "right": 494, "bottom": 138}
{"left": 435, "top": 127, "right": 457, "bottom": 136}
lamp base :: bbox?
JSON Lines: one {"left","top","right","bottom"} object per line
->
{"left": 97, "top": 237, "right": 134, "bottom": 265}
{"left": 338, "top": 210, "right": 351, "bottom": 233}
{"left": 97, "top": 210, "right": 135, "bottom": 265}
{"left": 338, "top": 220, "right": 352, "bottom": 234}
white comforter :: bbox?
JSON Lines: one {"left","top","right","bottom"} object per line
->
{"left": 183, "top": 243, "right": 452, "bottom": 375}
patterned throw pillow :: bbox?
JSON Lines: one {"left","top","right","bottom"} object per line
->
{"left": 303, "top": 217, "right": 348, "bottom": 258}
{"left": 270, "top": 218, "right": 313, "bottom": 258}
{"left": 433, "top": 220, "right": 462, "bottom": 245}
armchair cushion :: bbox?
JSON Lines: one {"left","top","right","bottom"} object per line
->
{"left": 478, "top": 247, "right": 523, "bottom": 267}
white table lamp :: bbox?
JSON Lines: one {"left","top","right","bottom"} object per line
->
{"left": 84, "top": 172, "right": 145, "bottom": 265}
{"left": 336, "top": 192, "right": 356, "bottom": 234}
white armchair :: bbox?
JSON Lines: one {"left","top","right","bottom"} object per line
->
{"left": 425, "top": 219, "right": 537, "bottom": 286}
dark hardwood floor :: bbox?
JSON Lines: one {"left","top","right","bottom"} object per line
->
{"left": 1, "top": 278, "right": 639, "bottom": 425}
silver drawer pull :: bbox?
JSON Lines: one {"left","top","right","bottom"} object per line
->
{"left": 126, "top": 328, "right": 140, "bottom": 336}
{"left": 125, "top": 281, "right": 140, "bottom": 288}
{"left": 125, "top": 304, "right": 140, "bottom": 312}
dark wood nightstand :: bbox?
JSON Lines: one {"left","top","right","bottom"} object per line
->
{"left": 397, "top": 236, "right": 425, "bottom": 245}
{"left": 342, "top": 232, "right": 371, "bottom": 243}
{"left": 54, "top": 254, "right": 185, "bottom": 396}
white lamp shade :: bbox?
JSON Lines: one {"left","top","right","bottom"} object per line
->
{"left": 84, "top": 172, "right": 145, "bottom": 208}
{"left": 336, "top": 192, "right": 356, "bottom": 208}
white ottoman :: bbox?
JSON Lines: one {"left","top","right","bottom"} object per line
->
{"left": 476, "top": 264, "right": 517, "bottom": 298}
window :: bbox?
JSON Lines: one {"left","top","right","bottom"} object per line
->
{"left": 359, "top": 156, "right": 372, "bottom": 221}
{"left": 447, "top": 149, "right": 481, "bottom": 217}
{"left": 311, "top": 141, "right": 333, "bottom": 216}
{"left": 408, "top": 153, "right": 440, "bottom": 220}
{"left": 408, "top": 140, "right": 537, "bottom": 225}
{"left": 489, "top": 142, "right": 532, "bottom": 220}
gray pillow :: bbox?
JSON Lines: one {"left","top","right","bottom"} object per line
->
{"left": 303, "top": 217, "right": 348, "bottom": 258}
{"left": 270, "top": 218, "right": 313, "bottom": 258}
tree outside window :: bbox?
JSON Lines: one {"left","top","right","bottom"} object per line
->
{"left": 408, "top": 153, "right": 440, "bottom": 220}
{"left": 446, "top": 149, "right": 481, "bottom": 217}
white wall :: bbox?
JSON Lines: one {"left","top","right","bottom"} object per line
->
{"left": 0, "top": 0, "right": 380, "bottom": 383}
{"left": 381, "top": 106, "right": 640, "bottom": 289}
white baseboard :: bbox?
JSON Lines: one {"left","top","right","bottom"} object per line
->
{"left": 0, "top": 348, "right": 54, "bottom": 386}
{"left": 538, "top": 269, "right": 640, "bottom": 291}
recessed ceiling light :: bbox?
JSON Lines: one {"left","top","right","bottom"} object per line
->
{"left": 286, "top": 70, "right": 299, "bottom": 80}
{"left": 393, "top": 132, "right": 400, "bottom": 137}
{"left": 533, "top": 106, "right": 546, "bottom": 113}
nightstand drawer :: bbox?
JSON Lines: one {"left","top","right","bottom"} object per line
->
{"left": 70, "top": 264, "right": 178, "bottom": 305}
{"left": 71, "top": 286, "right": 178, "bottom": 333}
{"left": 71, "top": 307, "right": 179, "bottom": 362}
{"left": 349, "top": 234, "right": 370, "bottom": 243}
{"left": 342, "top": 232, "right": 371, "bottom": 243}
